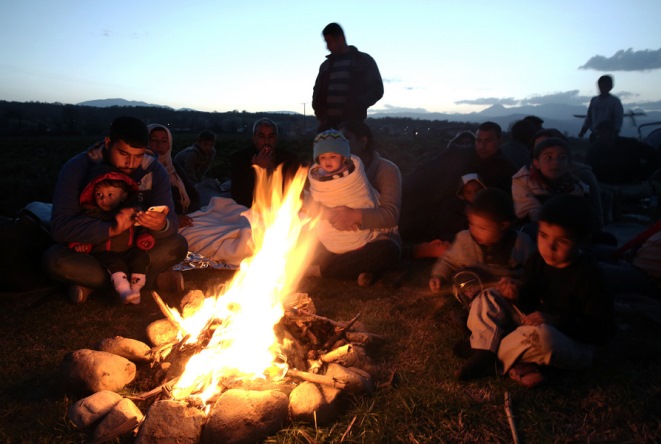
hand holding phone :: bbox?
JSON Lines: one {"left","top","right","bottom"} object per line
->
{"left": 135, "top": 205, "right": 168, "bottom": 226}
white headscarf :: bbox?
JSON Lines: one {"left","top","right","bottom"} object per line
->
{"left": 147, "top": 124, "right": 191, "bottom": 213}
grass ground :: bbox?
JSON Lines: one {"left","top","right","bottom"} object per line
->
{"left": 0, "top": 259, "right": 659, "bottom": 443}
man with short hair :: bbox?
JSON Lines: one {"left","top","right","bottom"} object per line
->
{"left": 175, "top": 129, "right": 217, "bottom": 184}
{"left": 312, "top": 22, "right": 383, "bottom": 132}
{"left": 472, "top": 121, "right": 517, "bottom": 193}
{"left": 43, "top": 116, "right": 188, "bottom": 303}
{"left": 229, "top": 118, "right": 300, "bottom": 208}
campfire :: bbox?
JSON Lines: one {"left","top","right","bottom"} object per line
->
{"left": 64, "top": 166, "right": 385, "bottom": 443}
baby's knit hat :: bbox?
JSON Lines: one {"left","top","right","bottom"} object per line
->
{"left": 313, "top": 129, "right": 351, "bottom": 162}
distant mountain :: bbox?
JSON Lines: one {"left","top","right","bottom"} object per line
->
{"left": 77, "top": 98, "right": 173, "bottom": 109}
{"left": 370, "top": 103, "right": 661, "bottom": 138}
{"left": 75, "top": 98, "right": 661, "bottom": 138}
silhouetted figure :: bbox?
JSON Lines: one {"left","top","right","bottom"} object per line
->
{"left": 579, "top": 75, "right": 624, "bottom": 140}
{"left": 312, "top": 23, "right": 383, "bottom": 132}
{"left": 523, "top": 115, "right": 544, "bottom": 133}
{"left": 501, "top": 118, "right": 537, "bottom": 170}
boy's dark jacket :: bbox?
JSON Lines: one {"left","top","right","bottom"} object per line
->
{"left": 517, "top": 251, "right": 616, "bottom": 345}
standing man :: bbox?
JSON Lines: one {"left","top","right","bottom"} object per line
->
{"left": 312, "top": 22, "right": 384, "bottom": 132}
{"left": 230, "top": 118, "right": 300, "bottom": 208}
{"left": 43, "top": 116, "right": 188, "bottom": 303}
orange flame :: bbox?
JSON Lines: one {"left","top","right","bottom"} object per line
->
{"left": 168, "top": 165, "right": 317, "bottom": 404}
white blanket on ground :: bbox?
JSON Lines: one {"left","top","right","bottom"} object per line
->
{"left": 308, "top": 155, "right": 379, "bottom": 254}
{"left": 179, "top": 196, "right": 253, "bottom": 266}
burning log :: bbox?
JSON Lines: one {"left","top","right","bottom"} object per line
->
{"left": 323, "top": 312, "right": 361, "bottom": 349}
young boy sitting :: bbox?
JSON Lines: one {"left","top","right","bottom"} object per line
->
{"left": 68, "top": 169, "right": 155, "bottom": 304}
{"left": 457, "top": 194, "right": 616, "bottom": 386}
{"left": 511, "top": 137, "right": 592, "bottom": 225}
{"left": 412, "top": 173, "right": 486, "bottom": 259}
{"left": 306, "top": 129, "right": 380, "bottom": 254}
{"left": 429, "top": 187, "right": 533, "bottom": 294}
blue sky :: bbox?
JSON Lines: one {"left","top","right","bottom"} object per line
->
{"left": 1, "top": 0, "right": 660, "bottom": 115}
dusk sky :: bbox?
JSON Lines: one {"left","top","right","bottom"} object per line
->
{"left": 1, "top": 0, "right": 660, "bottom": 116}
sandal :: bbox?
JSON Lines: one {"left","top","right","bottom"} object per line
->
{"left": 508, "top": 362, "right": 546, "bottom": 388}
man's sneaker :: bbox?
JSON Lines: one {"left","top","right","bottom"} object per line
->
{"left": 156, "top": 270, "right": 185, "bottom": 294}
{"left": 69, "top": 285, "right": 94, "bottom": 304}
{"left": 357, "top": 272, "right": 374, "bottom": 287}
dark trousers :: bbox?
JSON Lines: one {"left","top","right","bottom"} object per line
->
{"left": 317, "top": 239, "right": 401, "bottom": 280}
{"left": 42, "top": 234, "right": 188, "bottom": 290}
{"left": 94, "top": 248, "right": 151, "bottom": 275}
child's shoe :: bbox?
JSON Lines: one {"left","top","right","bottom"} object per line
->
{"left": 126, "top": 273, "right": 146, "bottom": 305}
{"left": 111, "top": 272, "right": 133, "bottom": 304}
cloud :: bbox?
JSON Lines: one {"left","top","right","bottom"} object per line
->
{"left": 454, "top": 97, "right": 517, "bottom": 106}
{"left": 626, "top": 100, "right": 661, "bottom": 112}
{"left": 520, "top": 90, "right": 588, "bottom": 106}
{"left": 579, "top": 48, "right": 661, "bottom": 71}
{"left": 371, "top": 104, "right": 429, "bottom": 113}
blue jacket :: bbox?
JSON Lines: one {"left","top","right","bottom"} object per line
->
{"left": 50, "top": 142, "right": 179, "bottom": 245}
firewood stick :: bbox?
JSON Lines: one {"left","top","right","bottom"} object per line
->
{"left": 504, "top": 390, "right": 521, "bottom": 444}
{"left": 127, "top": 377, "right": 179, "bottom": 402}
{"left": 287, "top": 368, "right": 348, "bottom": 390}
{"left": 151, "top": 291, "right": 181, "bottom": 329}
{"left": 324, "top": 312, "right": 362, "bottom": 348}
{"left": 320, "top": 344, "right": 352, "bottom": 363}
{"left": 290, "top": 308, "right": 361, "bottom": 329}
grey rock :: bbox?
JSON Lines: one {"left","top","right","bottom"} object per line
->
{"left": 64, "top": 349, "right": 136, "bottom": 393}
{"left": 135, "top": 400, "right": 205, "bottom": 444}
{"left": 97, "top": 336, "right": 151, "bottom": 362}
{"left": 202, "top": 389, "right": 289, "bottom": 444}
{"left": 67, "top": 390, "right": 122, "bottom": 429}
